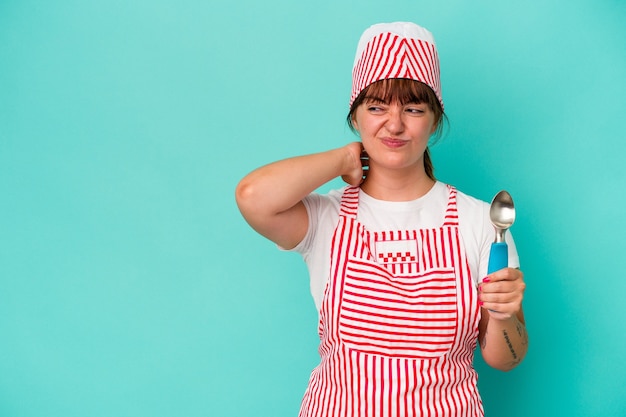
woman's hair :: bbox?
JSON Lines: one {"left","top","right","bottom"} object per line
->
{"left": 347, "top": 78, "right": 446, "bottom": 181}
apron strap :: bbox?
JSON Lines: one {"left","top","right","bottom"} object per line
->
{"left": 443, "top": 185, "right": 459, "bottom": 227}
{"left": 339, "top": 186, "right": 360, "bottom": 218}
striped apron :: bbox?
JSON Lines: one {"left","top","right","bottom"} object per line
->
{"left": 299, "top": 185, "right": 483, "bottom": 417}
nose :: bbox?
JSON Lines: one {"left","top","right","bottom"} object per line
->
{"left": 385, "top": 105, "right": 405, "bottom": 134}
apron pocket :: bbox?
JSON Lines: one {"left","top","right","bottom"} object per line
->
{"left": 338, "top": 257, "right": 458, "bottom": 359}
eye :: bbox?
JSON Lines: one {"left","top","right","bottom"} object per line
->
{"left": 366, "top": 103, "right": 389, "bottom": 114}
{"left": 405, "top": 105, "right": 427, "bottom": 115}
{"left": 363, "top": 98, "right": 388, "bottom": 114}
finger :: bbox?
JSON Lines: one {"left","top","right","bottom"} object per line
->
{"left": 479, "top": 289, "right": 522, "bottom": 303}
{"left": 479, "top": 286, "right": 525, "bottom": 306}
{"left": 360, "top": 150, "right": 369, "bottom": 180}
{"left": 479, "top": 280, "right": 521, "bottom": 293}
{"left": 482, "top": 268, "right": 523, "bottom": 283}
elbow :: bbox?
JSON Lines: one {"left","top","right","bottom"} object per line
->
{"left": 235, "top": 177, "right": 275, "bottom": 227}
{"left": 235, "top": 178, "right": 257, "bottom": 214}
{"left": 493, "top": 363, "right": 517, "bottom": 373}
{"left": 235, "top": 179, "right": 258, "bottom": 224}
{"left": 483, "top": 358, "right": 517, "bottom": 373}
{"left": 482, "top": 350, "right": 528, "bottom": 373}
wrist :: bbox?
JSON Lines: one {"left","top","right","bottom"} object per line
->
{"left": 337, "top": 142, "right": 364, "bottom": 185}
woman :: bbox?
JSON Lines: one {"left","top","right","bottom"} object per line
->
{"left": 236, "top": 21, "right": 528, "bottom": 417}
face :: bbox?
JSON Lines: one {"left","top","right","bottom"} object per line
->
{"left": 352, "top": 98, "right": 438, "bottom": 173}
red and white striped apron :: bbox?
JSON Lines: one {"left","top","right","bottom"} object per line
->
{"left": 299, "top": 185, "right": 483, "bottom": 417}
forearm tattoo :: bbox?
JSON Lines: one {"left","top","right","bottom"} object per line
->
{"left": 516, "top": 320, "right": 529, "bottom": 346}
{"left": 503, "top": 321, "right": 528, "bottom": 367}
{"left": 502, "top": 330, "right": 517, "bottom": 361}
{"left": 479, "top": 319, "right": 529, "bottom": 368}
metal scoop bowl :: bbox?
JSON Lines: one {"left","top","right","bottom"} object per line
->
{"left": 487, "top": 190, "right": 516, "bottom": 274}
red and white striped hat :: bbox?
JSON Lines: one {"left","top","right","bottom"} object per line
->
{"left": 350, "top": 22, "right": 443, "bottom": 110}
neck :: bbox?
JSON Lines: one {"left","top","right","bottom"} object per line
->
{"left": 360, "top": 168, "right": 436, "bottom": 201}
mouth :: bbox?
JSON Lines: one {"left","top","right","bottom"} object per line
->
{"left": 380, "top": 137, "right": 408, "bottom": 148}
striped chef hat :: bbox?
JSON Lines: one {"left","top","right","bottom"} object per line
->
{"left": 350, "top": 22, "right": 443, "bottom": 110}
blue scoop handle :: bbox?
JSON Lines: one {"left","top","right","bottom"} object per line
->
{"left": 487, "top": 242, "right": 508, "bottom": 274}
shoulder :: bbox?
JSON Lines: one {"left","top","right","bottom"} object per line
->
{"left": 446, "top": 184, "right": 491, "bottom": 244}
{"left": 431, "top": 182, "right": 489, "bottom": 218}
{"left": 453, "top": 187, "right": 490, "bottom": 219}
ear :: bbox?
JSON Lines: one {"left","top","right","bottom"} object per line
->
{"left": 429, "top": 120, "right": 439, "bottom": 135}
{"left": 351, "top": 115, "right": 359, "bottom": 131}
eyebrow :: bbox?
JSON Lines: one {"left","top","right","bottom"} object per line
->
{"left": 363, "top": 96, "right": 387, "bottom": 103}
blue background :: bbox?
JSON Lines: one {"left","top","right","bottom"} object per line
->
{"left": 1, "top": 0, "right": 625, "bottom": 416}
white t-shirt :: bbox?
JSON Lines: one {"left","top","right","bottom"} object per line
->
{"left": 291, "top": 181, "right": 520, "bottom": 312}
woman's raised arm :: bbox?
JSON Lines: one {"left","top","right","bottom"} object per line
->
{"left": 235, "top": 142, "right": 364, "bottom": 249}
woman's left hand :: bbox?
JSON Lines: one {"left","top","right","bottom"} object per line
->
{"left": 478, "top": 268, "right": 526, "bottom": 321}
